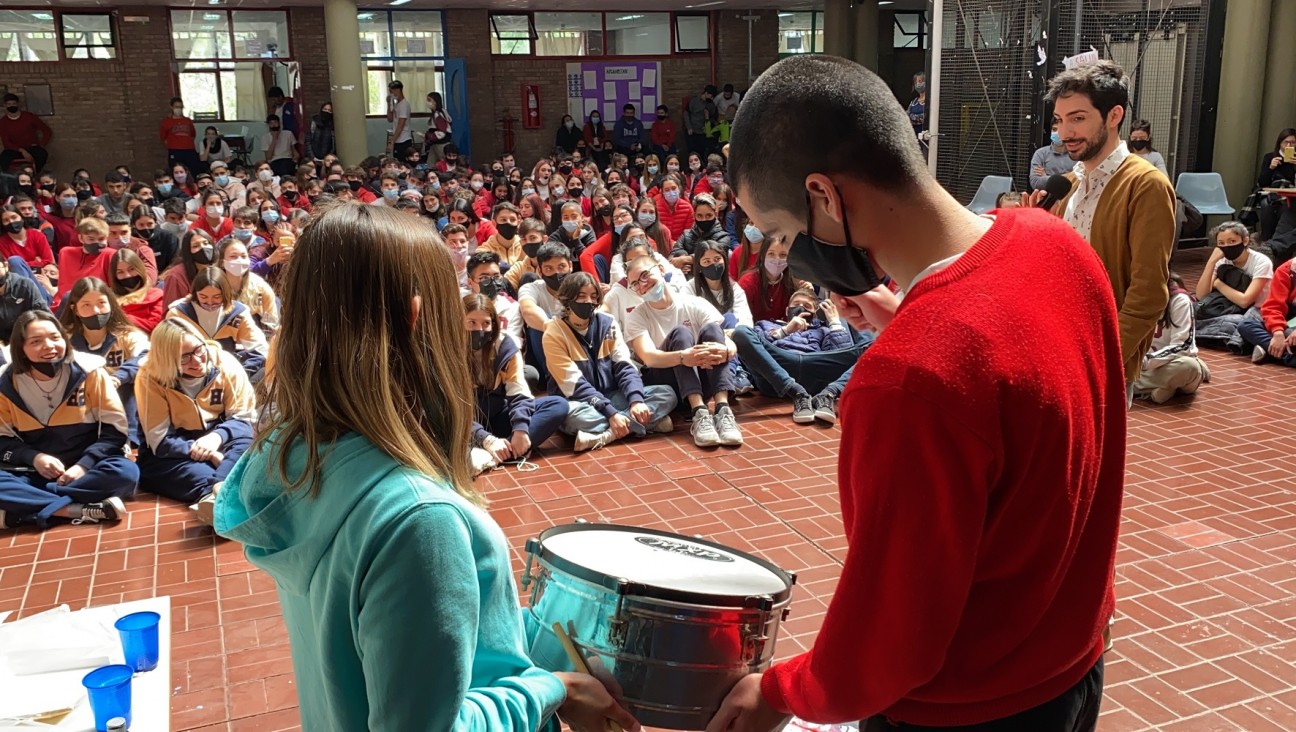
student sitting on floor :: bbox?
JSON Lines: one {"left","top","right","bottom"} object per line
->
{"left": 624, "top": 255, "right": 742, "bottom": 448}
{"left": 602, "top": 235, "right": 688, "bottom": 336}
{"left": 216, "top": 238, "right": 279, "bottom": 338}
{"left": 1194, "top": 222, "right": 1273, "bottom": 347}
{"left": 542, "top": 272, "right": 677, "bottom": 452}
{"left": 110, "top": 249, "right": 165, "bottom": 334}
{"left": 1239, "top": 258, "right": 1296, "bottom": 367}
{"left": 464, "top": 294, "right": 568, "bottom": 475}
{"left": 1134, "top": 273, "right": 1209, "bottom": 403}
{"left": 465, "top": 251, "right": 523, "bottom": 348}
{"left": 166, "top": 268, "right": 269, "bottom": 379}
{"left": 135, "top": 318, "right": 255, "bottom": 524}
{"left": 0, "top": 310, "right": 139, "bottom": 529}
{"left": 518, "top": 243, "right": 575, "bottom": 384}
{"left": 732, "top": 286, "right": 873, "bottom": 425}
{"left": 504, "top": 217, "right": 547, "bottom": 294}
{"left": 59, "top": 278, "right": 150, "bottom": 443}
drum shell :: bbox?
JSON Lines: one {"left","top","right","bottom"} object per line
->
{"left": 525, "top": 553, "right": 791, "bottom": 730}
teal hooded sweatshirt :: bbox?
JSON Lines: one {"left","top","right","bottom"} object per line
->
{"left": 215, "top": 430, "right": 565, "bottom": 730}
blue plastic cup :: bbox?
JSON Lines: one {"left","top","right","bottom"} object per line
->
{"left": 81, "top": 664, "right": 133, "bottom": 732}
{"left": 114, "top": 611, "right": 161, "bottom": 673}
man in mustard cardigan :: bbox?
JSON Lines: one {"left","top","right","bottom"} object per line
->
{"left": 1036, "top": 60, "right": 1177, "bottom": 391}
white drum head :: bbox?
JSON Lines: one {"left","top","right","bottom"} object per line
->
{"left": 542, "top": 528, "right": 789, "bottom": 597}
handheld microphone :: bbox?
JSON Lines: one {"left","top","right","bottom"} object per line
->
{"left": 1037, "top": 174, "right": 1074, "bottom": 211}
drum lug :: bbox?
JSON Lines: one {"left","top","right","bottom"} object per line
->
{"left": 607, "top": 578, "right": 643, "bottom": 647}
{"left": 743, "top": 594, "right": 774, "bottom": 612}
{"left": 742, "top": 632, "right": 769, "bottom": 665}
{"left": 521, "top": 539, "right": 539, "bottom": 590}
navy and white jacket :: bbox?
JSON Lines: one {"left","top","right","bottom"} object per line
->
{"left": 542, "top": 312, "right": 644, "bottom": 418}
{"left": 471, "top": 335, "right": 535, "bottom": 444}
{"left": 0, "top": 352, "right": 129, "bottom": 469}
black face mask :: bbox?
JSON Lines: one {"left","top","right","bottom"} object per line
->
{"left": 695, "top": 219, "right": 717, "bottom": 234}
{"left": 789, "top": 187, "right": 883, "bottom": 297}
{"left": 1128, "top": 139, "right": 1150, "bottom": 152}
{"left": 76, "top": 190, "right": 93, "bottom": 201}
{"left": 32, "top": 360, "right": 63, "bottom": 378}
{"left": 4, "top": 105, "right": 18, "bottom": 114}
{"left": 496, "top": 223, "right": 519, "bottom": 240}
{"left": 80, "top": 312, "right": 112, "bottom": 330}
{"left": 786, "top": 305, "right": 812, "bottom": 321}
{"left": 348, "top": 180, "right": 362, "bottom": 192}
{"left": 1218, "top": 244, "right": 1246, "bottom": 261}
{"left": 284, "top": 190, "right": 298, "bottom": 201}
{"left": 469, "top": 329, "right": 494, "bottom": 351}
{"left": 596, "top": 205, "right": 614, "bottom": 218}
{"left": 118, "top": 275, "right": 144, "bottom": 291}
{"left": 559, "top": 164, "right": 573, "bottom": 175}
{"left": 133, "top": 228, "right": 155, "bottom": 241}
{"left": 523, "top": 242, "right": 542, "bottom": 259}
{"left": 567, "top": 301, "right": 596, "bottom": 320}
{"left": 543, "top": 271, "right": 568, "bottom": 291}
{"left": 193, "top": 245, "right": 215, "bottom": 264}
{"left": 478, "top": 276, "right": 506, "bottom": 300}
{"left": 3, "top": 221, "right": 23, "bottom": 235}
{"left": 23, "top": 216, "right": 40, "bottom": 229}
{"left": 83, "top": 242, "right": 103, "bottom": 255}
{"left": 700, "top": 262, "right": 725, "bottom": 281}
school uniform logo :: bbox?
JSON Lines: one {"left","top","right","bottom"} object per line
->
{"left": 209, "top": 387, "right": 225, "bottom": 406}
{"left": 69, "top": 386, "right": 86, "bottom": 407}
{"left": 107, "top": 351, "right": 123, "bottom": 367}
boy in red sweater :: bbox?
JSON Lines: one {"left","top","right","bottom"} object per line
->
{"left": 1239, "top": 258, "right": 1296, "bottom": 366}
{"left": 650, "top": 104, "right": 678, "bottom": 158}
{"left": 0, "top": 94, "right": 52, "bottom": 173}
{"left": 56, "top": 218, "right": 115, "bottom": 308}
{"left": 711, "top": 55, "right": 1125, "bottom": 732}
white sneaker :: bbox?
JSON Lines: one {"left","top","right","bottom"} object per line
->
{"left": 574, "top": 430, "right": 614, "bottom": 452}
{"left": 73, "top": 496, "right": 126, "bottom": 525}
{"left": 470, "top": 447, "right": 498, "bottom": 476}
{"left": 715, "top": 405, "right": 743, "bottom": 446}
{"left": 1252, "top": 345, "right": 1267, "bottom": 364}
{"left": 649, "top": 416, "right": 674, "bottom": 434}
{"left": 691, "top": 410, "right": 721, "bottom": 447}
{"left": 192, "top": 493, "right": 216, "bottom": 527}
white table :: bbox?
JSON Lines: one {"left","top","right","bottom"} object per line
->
{"left": 0, "top": 596, "right": 171, "bottom": 731}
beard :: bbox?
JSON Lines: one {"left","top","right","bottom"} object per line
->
{"left": 1071, "top": 125, "right": 1110, "bottom": 162}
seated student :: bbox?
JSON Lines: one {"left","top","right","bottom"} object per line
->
{"left": 129, "top": 205, "right": 178, "bottom": 273}
{"left": 479, "top": 202, "right": 525, "bottom": 269}
{"left": 220, "top": 206, "right": 269, "bottom": 255}
{"left": 160, "top": 229, "right": 216, "bottom": 307}
{"left": 994, "top": 191, "right": 1024, "bottom": 209}
{"left": 0, "top": 310, "right": 138, "bottom": 529}
{"left": 504, "top": 217, "right": 547, "bottom": 294}
{"left": 670, "top": 194, "right": 734, "bottom": 266}
{"left": 56, "top": 217, "right": 116, "bottom": 308}
{"left": 1, "top": 203, "right": 55, "bottom": 275}
{"left": 518, "top": 243, "right": 574, "bottom": 382}
{"left": 466, "top": 251, "right": 523, "bottom": 348}
{"left": 370, "top": 172, "right": 402, "bottom": 209}
{"left": 608, "top": 225, "right": 681, "bottom": 287}
{"left": 623, "top": 255, "right": 742, "bottom": 448}
{"left": 136, "top": 318, "right": 254, "bottom": 522}
{"left": 1195, "top": 222, "right": 1273, "bottom": 322}
{"left": 248, "top": 218, "right": 295, "bottom": 289}
{"left": 158, "top": 197, "right": 190, "bottom": 238}
{"left": 653, "top": 174, "right": 694, "bottom": 246}
{"left": 588, "top": 189, "right": 615, "bottom": 240}
{"left": 543, "top": 272, "right": 677, "bottom": 452}
{"left": 166, "top": 268, "right": 269, "bottom": 379}
{"left": 690, "top": 240, "right": 752, "bottom": 331}
{"left": 464, "top": 294, "right": 567, "bottom": 473}
{"left": 438, "top": 224, "right": 474, "bottom": 292}
{"left": 209, "top": 161, "right": 247, "bottom": 211}
{"left": 739, "top": 234, "right": 802, "bottom": 323}
{"left": 104, "top": 212, "right": 158, "bottom": 284}
{"left": 110, "top": 249, "right": 165, "bottom": 333}
{"left": 1239, "top": 258, "right": 1296, "bottom": 367}
{"left": 603, "top": 235, "right": 688, "bottom": 335}
{"left": 216, "top": 238, "right": 279, "bottom": 338}
{"left": 13, "top": 195, "right": 56, "bottom": 252}
{"left": 732, "top": 287, "right": 872, "bottom": 425}
{"left": 548, "top": 201, "right": 596, "bottom": 266}
{"left": 60, "top": 277, "right": 150, "bottom": 442}
{"left": 1134, "top": 273, "right": 1209, "bottom": 403}
{"left": 448, "top": 196, "right": 497, "bottom": 246}
{"left": 580, "top": 205, "right": 635, "bottom": 283}
{"left": 0, "top": 255, "right": 48, "bottom": 342}
{"left": 191, "top": 190, "right": 234, "bottom": 241}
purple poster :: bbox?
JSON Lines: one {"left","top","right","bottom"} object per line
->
{"left": 566, "top": 61, "right": 661, "bottom": 124}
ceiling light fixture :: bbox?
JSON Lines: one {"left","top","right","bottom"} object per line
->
{"left": 684, "top": 1, "right": 725, "bottom": 8}
{"left": 389, "top": 0, "right": 413, "bottom": 6}
{"left": 615, "top": 15, "right": 643, "bottom": 21}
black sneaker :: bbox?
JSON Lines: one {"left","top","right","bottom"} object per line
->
{"left": 812, "top": 392, "right": 838, "bottom": 424}
{"left": 72, "top": 496, "right": 126, "bottom": 525}
{"left": 791, "top": 394, "right": 815, "bottom": 423}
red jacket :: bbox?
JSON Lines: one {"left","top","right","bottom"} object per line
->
{"left": 119, "top": 286, "right": 165, "bottom": 334}
{"left": 1260, "top": 259, "right": 1296, "bottom": 334}
{"left": 738, "top": 271, "right": 792, "bottom": 323}
{"left": 44, "top": 211, "right": 79, "bottom": 251}
{"left": 191, "top": 215, "right": 233, "bottom": 242}
{"left": 580, "top": 232, "right": 615, "bottom": 282}
{"left": 0, "top": 112, "right": 52, "bottom": 150}
{"left": 0, "top": 231, "right": 54, "bottom": 269}
{"left": 650, "top": 119, "right": 677, "bottom": 149}
{"left": 354, "top": 187, "right": 378, "bottom": 204}
{"left": 54, "top": 246, "right": 114, "bottom": 307}
{"left": 159, "top": 116, "right": 197, "bottom": 151}
{"left": 729, "top": 243, "right": 759, "bottom": 281}
{"left": 760, "top": 209, "right": 1125, "bottom": 726}
{"left": 277, "top": 194, "right": 310, "bottom": 214}
{"left": 652, "top": 194, "right": 693, "bottom": 245}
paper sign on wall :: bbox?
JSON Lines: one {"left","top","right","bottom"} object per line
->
{"left": 566, "top": 61, "right": 663, "bottom": 131}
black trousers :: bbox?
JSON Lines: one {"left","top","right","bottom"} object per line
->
{"left": 862, "top": 658, "right": 1103, "bottom": 732}
{"left": 0, "top": 146, "right": 48, "bottom": 173}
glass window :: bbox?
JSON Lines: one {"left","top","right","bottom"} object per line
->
{"left": 606, "top": 13, "right": 669, "bottom": 56}
{"left": 232, "top": 11, "right": 289, "bottom": 58}
{"left": 674, "top": 14, "right": 709, "bottom": 53}
{"left": 534, "top": 12, "right": 602, "bottom": 57}
{"left": 0, "top": 10, "right": 59, "bottom": 62}
{"left": 894, "top": 12, "right": 927, "bottom": 49}
{"left": 357, "top": 12, "right": 392, "bottom": 57}
{"left": 365, "top": 60, "right": 445, "bottom": 116}
{"left": 178, "top": 61, "right": 268, "bottom": 121}
{"left": 491, "top": 14, "right": 533, "bottom": 55}
{"left": 778, "top": 11, "right": 821, "bottom": 55}
{"left": 392, "top": 12, "right": 444, "bottom": 57}
{"left": 171, "top": 10, "right": 233, "bottom": 60}
{"left": 61, "top": 14, "right": 115, "bottom": 60}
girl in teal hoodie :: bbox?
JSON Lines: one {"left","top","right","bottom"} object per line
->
{"left": 215, "top": 203, "right": 639, "bottom": 732}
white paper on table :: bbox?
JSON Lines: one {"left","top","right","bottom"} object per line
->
{"left": 629, "top": 82, "right": 641, "bottom": 98}
{"left": 643, "top": 69, "right": 656, "bottom": 87}
{"left": 0, "top": 606, "right": 115, "bottom": 676}
{"left": 0, "top": 671, "right": 86, "bottom": 720}
{"left": 0, "top": 611, "right": 11, "bottom": 623}
{"left": 602, "top": 82, "right": 617, "bottom": 100}
{"left": 583, "top": 71, "right": 596, "bottom": 88}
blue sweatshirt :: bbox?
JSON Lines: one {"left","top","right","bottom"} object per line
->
{"left": 215, "top": 430, "right": 566, "bottom": 730}
{"left": 755, "top": 318, "right": 856, "bottom": 354}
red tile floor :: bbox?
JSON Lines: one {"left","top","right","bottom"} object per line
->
{"left": 3, "top": 248, "right": 1296, "bottom": 731}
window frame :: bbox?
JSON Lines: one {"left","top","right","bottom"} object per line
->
{"left": 777, "top": 10, "right": 823, "bottom": 57}
{"left": 0, "top": 8, "right": 118, "bottom": 63}
{"left": 59, "top": 12, "right": 117, "bottom": 60}
{"left": 358, "top": 10, "right": 448, "bottom": 119}
{"left": 175, "top": 60, "right": 269, "bottom": 123}
{"left": 892, "top": 11, "right": 928, "bottom": 50}
{"left": 168, "top": 8, "right": 295, "bottom": 63}
{"left": 488, "top": 11, "right": 711, "bottom": 59}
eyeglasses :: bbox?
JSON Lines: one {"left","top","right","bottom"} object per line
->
{"left": 629, "top": 270, "right": 659, "bottom": 290}
{"left": 179, "top": 345, "right": 206, "bottom": 366}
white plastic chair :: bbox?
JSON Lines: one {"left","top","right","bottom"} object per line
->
{"left": 967, "top": 175, "right": 1014, "bottom": 214}
{"left": 1175, "top": 172, "right": 1233, "bottom": 216}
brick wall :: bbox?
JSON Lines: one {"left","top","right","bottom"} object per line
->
{"left": 443, "top": 9, "right": 496, "bottom": 166}
{"left": 290, "top": 8, "right": 330, "bottom": 121}
{"left": 716, "top": 10, "right": 781, "bottom": 91}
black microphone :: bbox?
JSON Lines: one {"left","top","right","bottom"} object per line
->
{"left": 1037, "top": 174, "right": 1073, "bottom": 210}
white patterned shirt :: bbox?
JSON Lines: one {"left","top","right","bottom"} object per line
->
{"left": 1064, "top": 141, "right": 1130, "bottom": 243}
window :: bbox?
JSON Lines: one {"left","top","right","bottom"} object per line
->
{"left": 177, "top": 62, "right": 267, "bottom": 122}
{"left": 61, "top": 14, "right": 116, "bottom": 60}
{"left": 606, "top": 14, "right": 669, "bottom": 56}
{"left": 893, "top": 12, "right": 928, "bottom": 50}
{"left": 535, "top": 12, "right": 602, "bottom": 56}
{"left": 170, "top": 10, "right": 291, "bottom": 60}
{"left": 357, "top": 11, "right": 447, "bottom": 117}
{"left": 674, "top": 14, "right": 710, "bottom": 53}
{"left": 491, "top": 14, "right": 534, "bottom": 55}
{"left": 778, "top": 11, "right": 822, "bottom": 55}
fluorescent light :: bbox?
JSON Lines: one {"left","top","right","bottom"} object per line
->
{"left": 879, "top": 1, "right": 894, "bottom": 4}
{"left": 616, "top": 14, "right": 643, "bottom": 21}
{"left": 684, "top": 1, "right": 725, "bottom": 7}
{"left": 358, "top": 13, "right": 374, "bottom": 19}
{"left": 778, "top": 12, "right": 794, "bottom": 17}
{"left": 33, "top": 12, "right": 53, "bottom": 19}
{"left": 203, "top": 13, "right": 222, "bottom": 20}
{"left": 389, "top": 0, "right": 412, "bottom": 5}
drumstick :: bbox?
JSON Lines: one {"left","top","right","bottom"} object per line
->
{"left": 551, "top": 622, "right": 624, "bottom": 732}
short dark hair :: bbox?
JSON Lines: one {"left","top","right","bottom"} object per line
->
{"left": 704, "top": 84, "right": 718, "bottom": 96}
{"left": 388, "top": 80, "right": 404, "bottom": 90}
{"left": 104, "top": 212, "right": 130, "bottom": 227}
{"left": 467, "top": 250, "right": 501, "bottom": 277}
{"left": 723, "top": 84, "right": 734, "bottom": 93}
{"left": 1044, "top": 60, "right": 1129, "bottom": 124}
{"left": 535, "top": 242, "right": 571, "bottom": 267}
{"left": 2, "top": 93, "right": 18, "bottom": 104}
{"left": 266, "top": 113, "right": 282, "bottom": 124}
{"left": 104, "top": 171, "right": 124, "bottom": 184}
{"left": 492, "top": 201, "right": 520, "bottom": 220}
{"left": 267, "top": 86, "right": 285, "bottom": 98}
{"left": 170, "top": 96, "right": 183, "bottom": 106}
{"left": 728, "top": 55, "right": 928, "bottom": 216}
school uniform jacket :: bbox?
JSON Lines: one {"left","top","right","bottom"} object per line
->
{"left": 542, "top": 312, "right": 645, "bottom": 418}
{"left": 233, "top": 272, "right": 280, "bottom": 336}
{"left": 167, "top": 300, "right": 269, "bottom": 372}
{"left": 0, "top": 352, "right": 129, "bottom": 469}
{"left": 71, "top": 328, "right": 150, "bottom": 387}
{"left": 136, "top": 348, "right": 255, "bottom": 458}
{"left": 471, "top": 336, "right": 535, "bottom": 445}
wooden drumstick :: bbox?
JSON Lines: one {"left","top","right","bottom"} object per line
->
{"left": 551, "top": 622, "right": 624, "bottom": 732}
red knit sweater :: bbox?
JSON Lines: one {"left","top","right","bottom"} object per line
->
{"left": 761, "top": 208, "right": 1126, "bottom": 726}
{"left": 1260, "top": 259, "right": 1296, "bottom": 334}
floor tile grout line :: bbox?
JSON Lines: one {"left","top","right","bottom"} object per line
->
{"left": 712, "top": 460, "right": 847, "bottom": 570}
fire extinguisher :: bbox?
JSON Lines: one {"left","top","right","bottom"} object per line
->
{"left": 501, "top": 112, "right": 516, "bottom": 154}
{"left": 523, "top": 85, "right": 541, "bottom": 129}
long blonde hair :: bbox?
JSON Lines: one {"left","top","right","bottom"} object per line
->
{"left": 256, "top": 202, "right": 477, "bottom": 502}
{"left": 140, "top": 318, "right": 219, "bottom": 387}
